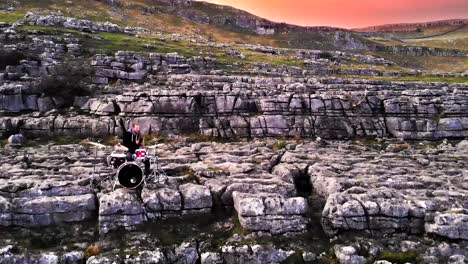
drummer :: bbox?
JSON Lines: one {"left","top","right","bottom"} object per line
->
{"left": 117, "top": 119, "right": 150, "bottom": 176}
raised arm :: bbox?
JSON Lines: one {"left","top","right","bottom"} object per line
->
{"left": 119, "top": 118, "right": 127, "bottom": 137}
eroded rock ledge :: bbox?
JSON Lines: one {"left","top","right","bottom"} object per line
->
{"left": 1, "top": 138, "right": 466, "bottom": 240}
{"left": 1, "top": 76, "right": 467, "bottom": 140}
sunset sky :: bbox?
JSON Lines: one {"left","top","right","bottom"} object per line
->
{"left": 201, "top": 0, "right": 468, "bottom": 28}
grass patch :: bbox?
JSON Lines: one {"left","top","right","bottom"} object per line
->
{"left": 336, "top": 74, "right": 468, "bottom": 83}
{"left": 0, "top": 11, "right": 24, "bottom": 23}
{"left": 17, "top": 24, "right": 199, "bottom": 55}
{"left": 363, "top": 51, "right": 468, "bottom": 73}
{"left": 185, "top": 133, "right": 238, "bottom": 143}
{"left": 182, "top": 170, "right": 200, "bottom": 184}
{"left": 339, "top": 62, "right": 407, "bottom": 72}
{"left": 272, "top": 138, "right": 288, "bottom": 151}
{"left": 102, "top": 135, "right": 120, "bottom": 146}
{"left": 53, "top": 135, "right": 86, "bottom": 145}
{"left": 21, "top": 135, "right": 85, "bottom": 147}
{"left": 148, "top": 133, "right": 174, "bottom": 145}
{"left": 367, "top": 37, "right": 405, "bottom": 46}
{"left": 85, "top": 32, "right": 197, "bottom": 55}
{"left": 36, "top": 59, "right": 95, "bottom": 107}
{"left": 379, "top": 250, "right": 418, "bottom": 264}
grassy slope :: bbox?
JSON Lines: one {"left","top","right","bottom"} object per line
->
{"left": 362, "top": 51, "right": 468, "bottom": 73}
{"left": 403, "top": 26, "right": 468, "bottom": 51}
{"left": 363, "top": 23, "right": 468, "bottom": 51}
{"left": 1, "top": 0, "right": 467, "bottom": 79}
{"left": 337, "top": 74, "right": 468, "bottom": 83}
{"left": 6, "top": 0, "right": 377, "bottom": 51}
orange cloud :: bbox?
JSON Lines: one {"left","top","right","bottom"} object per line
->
{"left": 201, "top": 0, "right": 468, "bottom": 28}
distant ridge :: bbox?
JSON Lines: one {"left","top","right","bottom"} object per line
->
{"left": 354, "top": 18, "right": 468, "bottom": 32}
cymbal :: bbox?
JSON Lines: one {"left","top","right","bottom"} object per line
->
{"left": 83, "top": 141, "right": 107, "bottom": 149}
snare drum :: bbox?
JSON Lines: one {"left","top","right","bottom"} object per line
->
{"left": 135, "top": 149, "right": 147, "bottom": 160}
{"left": 108, "top": 152, "right": 127, "bottom": 169}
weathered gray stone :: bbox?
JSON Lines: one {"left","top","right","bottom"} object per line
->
{"left": 179, "top": 183, "right": 212, "bottom": 210}
{"left": 99, "top": 189, "right": 146, "bottom": 232}
{"left": 426, "top": 209, "right": 468, "bottom": 240}
{"left": 233, "top": 192, "right": 309, "bottom": 234}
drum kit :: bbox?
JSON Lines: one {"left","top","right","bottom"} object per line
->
{"left": 84, "top": 141, "right": 168, "bottom": 190}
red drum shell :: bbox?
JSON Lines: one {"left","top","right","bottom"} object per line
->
{"left": 135, "top": 149, "right": 147, "bottom": 158}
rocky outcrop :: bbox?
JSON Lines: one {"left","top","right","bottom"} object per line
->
{"left": 98, "top": 189, "right": 147, "bottom": 233}
{"left": 0, "top": 144, "right": 103, "bottom": 228}
{"left": 334, "top": 245, "right": 367, "bottom": 264}
{"left": 23, "top": 13, "right": 131, "bottom": 34}
{"left": 311, "top": 139, "right": 468, "bottom": 238}
{"left": 375, "top": 44, "right": 468, "bottom": 57}
{"left": 0, "top": 183, "right": 97, "bottom": 227}
{"left": 2, "top": 76, "right": 467, "bottom": 140}
{"left": 100, "top": 184, "right": 213, "bottom": 232}
{"left": 0, "top": 137, "right": 467, "bottom": 264}
{"left": 221, "top": 245, "right": 294, "bottom": 264}
{"left": 322, "top": 188, "right": 429, "bottom": 235}
{"left": 92, "top": 51, "right": 216, "bottom": 84}
{"left": 233, "top": 192, "right": 309, "bottom": 234}
{"left": 426, "top": 209, "right": 468, "bottom": 240}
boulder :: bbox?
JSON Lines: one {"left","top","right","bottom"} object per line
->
{"left": 233, "top": 192, "right": 309, "bottom": 234}
{"left": 7, "top": 134, "right": 25, "bottom": 145}
{"left": 98, "top": 189, "right": 146, "bottom": 232}
{"left": 179, "top": 183, "right": 213, "bottom": 211}
{"left": 425, "top": 209, "right": 468, "bottom": 240}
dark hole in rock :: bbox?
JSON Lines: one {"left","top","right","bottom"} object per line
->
{"left": 294, "top": 172, "right": 312, "bottom": 197}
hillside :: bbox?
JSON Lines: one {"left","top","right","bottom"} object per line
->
{"left": 354, "top": 18, "right": 468, "bottom": 33}
{"left": 0, "top": 0, "right": 377, "bottom": 51}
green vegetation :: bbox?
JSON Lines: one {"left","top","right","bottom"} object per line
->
{"left": 339, "top": 62, "right": 408, "bottom": 72}
{"left": 379, "top": 250, "right": 418, "bottom": 264}
{"left": 0, "top": 11, "right": 24, "bottom": 23}
{"left": 367, "top": 37, "right": 405, "bottom": 46}
{"left": 184, "top": 133, "right": 240, "bottom": 143}
{"left": 336, "top": 74, "right": 468, "bottom": 83}
{"left": 16, "top": 24, "right": 199, "bottom": 55}
{"left": 37, "top": 59, "right": 95, "bottom": 107}
{"left": 148, "top": 133, "right": 172, "bottom": 144}
{"left": 102, "top": 135, "right": 120, "bottom": 146}
{"left": 180, "top": 168, "right": 200, "bottom": 184}
{"left": 272, "top": 138, "right": 288, "bottom": 151}
{"left": 366, "top": 25, "right": 468, "bottom": 51}
{"left": 405, "top": 32, "right": 468, "bottom": 51}
{"left": 365, "top": 51, "right": 468, "bottom": 73}
{"left": 96, "top": 32, "right": 197, "bottom": 55}
{"left": 21, "top": 135, "right": 86, "bottom": 147}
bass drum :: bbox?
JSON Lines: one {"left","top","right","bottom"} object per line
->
{"left": 116, "top": 162, "right": 144, "bottom": 189}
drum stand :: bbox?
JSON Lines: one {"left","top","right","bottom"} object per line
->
{"left": 146, "top": 154, "right": 168, "bottom": 185}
